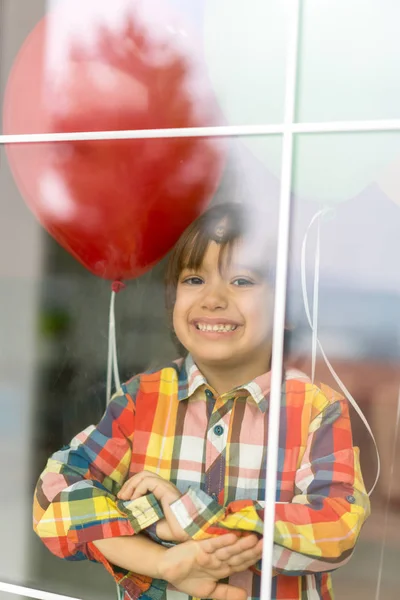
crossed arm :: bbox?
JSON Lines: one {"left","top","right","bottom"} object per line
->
{"left": 33, "top": 386, "right": 370, "bottom": 598}
{"left": 32, "top": 388, "right": 262, "bottom": 600}
{"left": 92, "top": 529, "right": 262, "bottom": 600}
{"left": 117, "top": 396, "right": 371, "bottom": 578}
{"left": 92, "top": 466, "right": 263, "bottom": 600}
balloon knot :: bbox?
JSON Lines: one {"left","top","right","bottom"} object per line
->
{"left": 112, "top": 280, "right": 126, "bottom": 294}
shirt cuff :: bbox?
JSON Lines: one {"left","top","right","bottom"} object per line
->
{"left": 144, "top": 522, "right": 177, "bottom": 548}
{"left": 116, "top": 492, "right": 164, "bottom": 533}
{"left": 87, "top": 541, "right": 154, "bottom": 600}
{"left": 169, "top": 487, "right": 226, "bottom": 540}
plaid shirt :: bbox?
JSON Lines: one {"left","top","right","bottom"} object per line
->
{"left": 33, "top": 355, "right": 370, "bottom": 600}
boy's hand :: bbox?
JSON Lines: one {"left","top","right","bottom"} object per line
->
{"left": 158, "top": 532, "right": 263, "bottom": 600}
{"left": 117, "top": 471, "right": 189, "bottom": 542}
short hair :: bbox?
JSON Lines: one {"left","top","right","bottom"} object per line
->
{"left": 165, "top": 202, "right": 275, "bottom": 317}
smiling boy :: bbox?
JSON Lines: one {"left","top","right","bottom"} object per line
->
{"left": 33, "top": 203, "right": 370, "bottom": 600}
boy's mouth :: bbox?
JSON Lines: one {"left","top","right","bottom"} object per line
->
{"left": 195, "top": 322, "right": 238, "bottom": 333}
{"left": 191, "top": 318, "right": 241, "bottom": 334}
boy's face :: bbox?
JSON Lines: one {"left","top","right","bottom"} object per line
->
{"left": 173, "top": 240, "right": 274, "bottom": 377}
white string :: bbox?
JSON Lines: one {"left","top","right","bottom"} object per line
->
{"left": 106, "top": 290, "right": 116, "bottom": 404}
{"left": 311, "top": 216, "right": 320, "bottom": 383}
{"left": 111, "top": 304, "right": 121, "bottom": 393}
{"left": 301, "top": 210, "right": 381, "bottom": 496}
{"left": 259, "top": 3, "right": 301, "bottom": 600}
{"left": 374, "top": 387, "right": 400, "bottom": 600}
{"left": 106, "top": 289, "right": 122, "bottom": 405}
{"left": 106, "top": 288, "right": 124, "bottom": 600}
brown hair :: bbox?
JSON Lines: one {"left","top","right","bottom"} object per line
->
{"left": 165, "top": 202, "right": 274, "bottom": 318}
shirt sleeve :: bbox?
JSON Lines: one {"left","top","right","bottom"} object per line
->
{"left": 33, "top": 381, "right": 164, "bottom": 598}
{"left": 170, "top": 394, "right": 371, "bottom": 575}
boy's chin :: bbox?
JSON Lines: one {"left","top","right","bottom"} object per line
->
{"left": 191, "top": 348, "right": 239, "bottom": 366}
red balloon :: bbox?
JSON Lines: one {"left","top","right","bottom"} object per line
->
{"left": 3, "top": 0, "right": 225, "bottom": 280}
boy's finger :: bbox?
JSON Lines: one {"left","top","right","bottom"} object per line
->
{"left": 237, "top": 534, "right": 259, "bottom": 548}
{"left": 200, "top": 533, "right": 239, "bottom": 553}
{"left": 130, "top": 478, "right": 157, "bottom": 499}
{"left": 255, "top": 538, "right": 264, "bottom": 555}
{"left": 212, "top": 582, "right": 247, "bottom": 600}
{"left": 118, "top": 471, "right": 158, "bottom": 499}
{"left": 226, "top": 534, "right": 259, "bottom": 553}
{"left": 213, "top": 535, "right": 259, "bottom": 561}
{"left": 117, "top": 480, "right": 137, "bottom": 499}
{"left": 226, "top": 539, "right": 264, "bottom": 571}
{"left": 117, "top": 474, "right": 140, "bottom": 499}
{"left": 226, "top": 546, "right": 263, "bottom": 568}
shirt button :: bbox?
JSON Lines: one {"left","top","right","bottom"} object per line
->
{"left": 211, "top": 493, "right": 219, "bottom": 502}
{"left": 213, "top": 424, "right": 224, "bottom": 436}
{"left": 346, "top": 495, "right": 356, "bottom": 504}
{"left": 205, "top": 388, "right": 214, "bottom": 399}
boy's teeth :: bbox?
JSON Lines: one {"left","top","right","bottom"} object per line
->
{"left": 196, "top": 323, "right": 237, "bottom": 332}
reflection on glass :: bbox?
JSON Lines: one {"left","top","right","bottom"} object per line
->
{"left": 1, "top": 0, "right": 288, "bottom": 136}
{"left": 203, "top": 0, "right": 287, "bottom": 126}
{"left": 3, "top": 0, "right": 221, "bottom": 136}
{"left": 291, "top": 132, "right": 400, "bottom": 203}
{"left": 297, "top": 0, "right": 400, "bottom": 122}
{"left": 5, "top": 132, "right": 225, "bottom": 280}
{"left": 0, "top": 136, "right": 281, "bottom": 598}
{"left": 287, "top": 132, "right": 400, "bottom": 599}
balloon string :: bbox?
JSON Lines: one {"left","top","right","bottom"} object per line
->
{"left": 301, "top": 210, "right": 380, "bottom": 496}
{"left": 106, "top": 290, "right": 115, "bottom": 405}
{"left": 106, "top": 283, "right": 124, "bottom": 405}
{"left": 106, "top": 284, "right": 125, "bottom": 600}
{"left": 311, "top": 216, "right": 320, "bottom": 383}
{"left": 112, "top": 302, "right": 121, "bottom": 392}
{"left": 374, "top": 387, "right": 400, "bottom": 600}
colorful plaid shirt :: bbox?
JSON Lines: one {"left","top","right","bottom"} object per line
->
{"left": 33, "top": 355, "right": 370, "bottom": 600}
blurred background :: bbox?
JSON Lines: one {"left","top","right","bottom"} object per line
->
{"left": 0, "top": 1, "right": 399, "bottom": 599}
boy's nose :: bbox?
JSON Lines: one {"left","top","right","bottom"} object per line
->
{"left": 201, "top": 285, "right": 228, "bottom": 311}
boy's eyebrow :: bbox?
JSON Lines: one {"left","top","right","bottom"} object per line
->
{"left": 227, "top": 262, "right": 265, "bottom": 274}
{"left": 179, "top": 260, "right": 269, "bottom": 279}
{"left": 227, "top": 264, "right": 272, "bottom": 282}
{"left": 228, "top": 262, "right": 257, "bottom": 271}
{"left": 181, "top": 263, "right": 268, "bottom": 276}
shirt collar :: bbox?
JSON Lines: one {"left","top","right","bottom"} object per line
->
{"left": 177, "top": 354, "right": 208, "bottom": 401}
{"left": 176, "top": 354, "right": 271, "bottom": 412}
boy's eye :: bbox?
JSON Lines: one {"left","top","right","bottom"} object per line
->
{"left": 182, "top": 276, "right": 204, "bottom": 285}
{"left": 232, "top": 277, "right": 255, "bottom": 287}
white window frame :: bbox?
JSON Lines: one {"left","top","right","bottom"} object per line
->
{"left": 1, "top": 1, "right": 399, "bottom": 599}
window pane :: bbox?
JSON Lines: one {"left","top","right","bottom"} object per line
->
{"left": 0, "top": 135, "right": 282, "bottom": 597}
{"left": 203, "top": 0, "right": 287, "bottom": 126}
{"left": 287, "top": 131, "right": 400, "bottom": 599}
{"left": 0, "top": 0, "right": 287, "bottom": 136}
{"left": 296, "top": 0, "right": 400, "bottom": 122}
